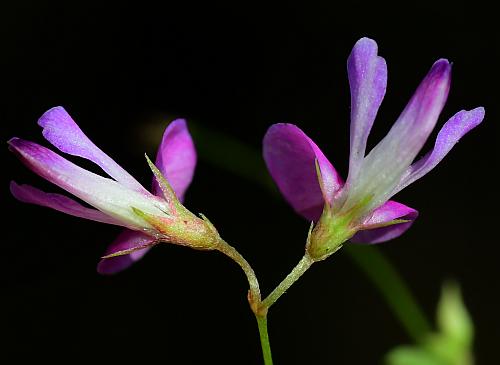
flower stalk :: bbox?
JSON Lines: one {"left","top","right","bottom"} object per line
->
{"left": 255, "top": 314, "right": 273, "bottom": 365}
{"left": 261, "top": 253, "right": 314, "bottom": 309}
{"left": 216, "top": 238, "right": 261, "bottom": 304}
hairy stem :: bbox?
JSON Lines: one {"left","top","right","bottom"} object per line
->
{"left": 216, "top": 239, "right": 261, "bottom": 302}
{"left": 256, "top": 314, "right": 273, "bottom": 365}
{"left": 262, "top": 254, "right": 314, "bottom": 309}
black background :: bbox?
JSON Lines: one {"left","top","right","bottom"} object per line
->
{"left": 2, "top": 1, "right": 499, "bottom": 364}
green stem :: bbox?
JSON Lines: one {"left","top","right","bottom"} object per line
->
{"left": 262, "top": 254, "right": 314, "bottom": 309}
{"left": 345, "top": 245, "right": 431, "bottom": 342}
{"left": 216, "top": 239, "right": 261, "bottom": 302}
{"left": 256, "top": 314, "right": 273, "bottom": 365}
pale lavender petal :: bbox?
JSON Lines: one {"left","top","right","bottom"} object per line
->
{"left": 38, "top": 106, "right": 147, "bottom": 193}
{"left": 10, "top": 181, "right": 121, "bottom": 225}
{"left": 9, "top": 138, "right": 168, "bottom": 230}
{"left": 153, "top": 119, "right": 196, "bottom": 201}
{"left": 394, "top": 107, "right": 485, "bottom": 194}
{"left": 342, "top": 59, "right": 451, "bottom": 216}
{"left": 346, "top": 37, "right": 387, "bottom": 187}
{"left": 97, "top": 230, "right": 155, "bottom": 275}
{"left": 351, "top": 200, "right": 418, "bottom": 244}
{"left": 263, "top": 123, "right": 343, "bottom": 221}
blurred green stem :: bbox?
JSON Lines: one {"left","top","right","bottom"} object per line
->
{"left": 346, "top": 245, "right": 431, "bottom": 342}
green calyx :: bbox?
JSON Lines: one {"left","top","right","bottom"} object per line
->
{"left": 132, "top": 206, "right": 220, "bottom": 250}
{"left": 306, "top": 205, "right": 357, "bottom": 261}
{"left": 130, "top": 155, "right": 221, "bottom": 251}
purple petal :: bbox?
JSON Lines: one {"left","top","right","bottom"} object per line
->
{"left": 153, "top": 119, "right": 196, "bottom": 202}
{"left": 8, "top": 138, "right": 166, "bottom": 230}
{"left": 342, "top": 59, "right": 451, "bottom": 216}
{"left": 38, "top": 106, "right": 147, "bottom": 193}
{"left": 346, "top": 37, "right": 387, "bottom": 186}
{"left": 97, "top": 230, "right": 155, "bottom": 275}
{"left": 351, "top": 200, "right": 418, "bottom": 244}
{"left": 263, "top": 123, "right": 343, "bottom": 221}
{"left": 394, "top": 107, "right": 485, "bottom": 193}
{"left": 10, "top": 181, "right": 121, "bottom": 225}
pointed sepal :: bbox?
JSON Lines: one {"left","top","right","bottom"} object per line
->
{"left": 145, "top": 154, "right": 179, "bottom": 211}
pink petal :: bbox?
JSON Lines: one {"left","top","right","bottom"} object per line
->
{"left": 346, "top": 37, "right": 387, "bottom": 187}
{"left": 263, "top": 123, "right": 343, "bottom": 221}
{"left": 8, "top": 138, "right": 164, "bottom": 230}
{"left": 10, "top": 181, "right": 121, "bottom": 225}
{"left": 153, "top": 119, "right": 197, "bottom": 202}
{"left": 99, "top": 120, "right": 197, "bottom": 274}
{"left": 97, "top": 230, "right": 155, "bottom": 275}
{"left": 394, "top": 107, "right": 485, "bottom": 194}
{"left": 342, "top": 59, "right": 451, "bottom": 216}
{"left": 38, "top": 106, "right": 147, "bottom": 193}
{"left": 351, "top": 200, "right": 418, "bottom": 244}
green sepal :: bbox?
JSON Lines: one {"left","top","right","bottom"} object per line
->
{"left": 199, "top": 213, "right": 219, "bottom": 237}
{"left": 101, "top": 240, "right": 158, "bottom": 259}
{"left": 360, "top": 218, "right": 411, "bottom": 230}
{"left": 131, "top": 206, "right": 169, "bottom": 233}
{"left": 315, "top": 158, "right": 331, "bottom": 211}
{"left": 145, "top": 154, "right": 178, "bottom": 207}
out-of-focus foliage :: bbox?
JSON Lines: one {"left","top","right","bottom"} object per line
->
{"left": 386, "top": 282, "right": 474, "bottom": 365}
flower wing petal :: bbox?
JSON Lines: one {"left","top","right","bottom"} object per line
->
{"left": 38, "top": 106, "right": 147, "bottom": 192}
{"left": 153, "top": 119, "right": 196, "bottom": 202}
{"left": 346, "top": 37, "right": 387, "bottom": 186}
{"left": 394, "top": 107, "right": 485, "bottom": 193}
{"left": 8, "top": 138, "right": 167, "bottom": 230}
{"left": 263, "top": 123, "right": 343, "bottom": 221}
{"left": 343, "top": 59, "right": 451, "bottom": 215}
{"left": 97, "top": 230, "right": 155, "bottom": 275}
{"left": 351, "top": 200, "right": 418, "bottom": 244}
{"left": 10, "top": 181, "right": 122, "bottom": 225}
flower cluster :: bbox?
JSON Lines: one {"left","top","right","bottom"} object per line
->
{"left": 9, "top": 38, "right": 485, "bottom": 270}
{"left": 8, "top": 37, "right": 485, "bottom": 365}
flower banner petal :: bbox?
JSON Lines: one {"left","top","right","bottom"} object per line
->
{"left": 153, "top": 119, "right": 196, "bottom": 202}
{"left": 10, "top": 181, "right": 121, "bottom": 225}
{"left": 346, "top": 37, "right": 387, "bottom": 187}
{"left": 351, "top": 200, "right": 418, "bottom": 244}
{"left": 97, "top": 230, "right": 155, "bottom": 275}
{"left": 38, "top": 106, "right": 147, "bottom": 192}
{"left": 263, "top": 123, "right": 342, "bottom": 221}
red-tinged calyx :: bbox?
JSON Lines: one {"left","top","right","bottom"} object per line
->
{"left": 114, "top": 156, "right": 222, "bottom": 250}
{"left": 132, "top": 206, "right": 220, "bottom": 249}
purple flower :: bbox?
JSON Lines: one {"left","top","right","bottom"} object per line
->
{"left": 9, "top": 106, "right": 219, "bottom": 274}
{"left": 263, "top": 38, "right": 485, "bottom": 260}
